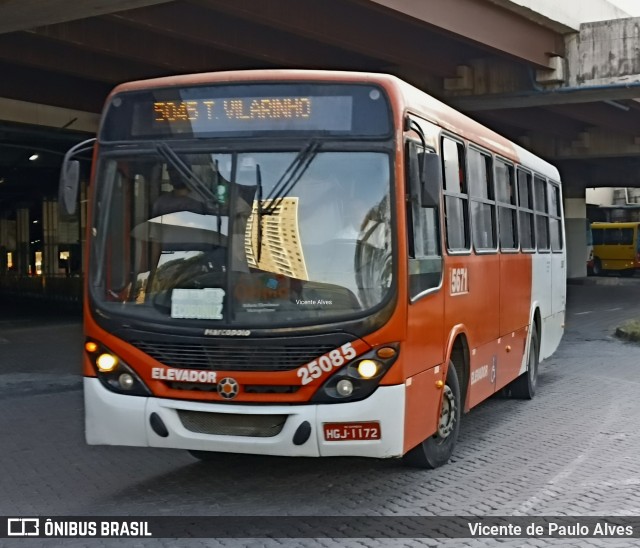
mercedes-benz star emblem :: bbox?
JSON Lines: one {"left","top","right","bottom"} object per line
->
{"left": 217, "top": 377, "right": 239, "bottom": 399}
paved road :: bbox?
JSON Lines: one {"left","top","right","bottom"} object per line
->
{"left": 1, "top": 282, "right": 639, "bottom": 547}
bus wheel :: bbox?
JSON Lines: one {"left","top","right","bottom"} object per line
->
{"left": 592, "top": 258, "right": 602, "bottom": 276}
{"left": 402, "top": 362, "right": 461, "bottom": 469}
{"left": 188, "top": 450, "right": 219, "bottom": 461}
{"left": 507, "top": 330, "right": 539, "bottom": 399}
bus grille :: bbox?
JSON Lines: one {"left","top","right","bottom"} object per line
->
{"left": 167, "top": 382, "right": 300, "bottom": 394}
{"left": 178, "top": 410, "right": 287, "bottom": 437}
{"left": 131, "top": 341, "right": 336, "bottom": 371}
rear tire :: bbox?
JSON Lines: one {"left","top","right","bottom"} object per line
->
{"left": 402, "top": 361, "right": 461, "bottom": 469}
{"left": 506, "top": 329, "right": 539, "bottom": 399}
{"left": 592, "top": 258, "right": 603, "bottom": 276}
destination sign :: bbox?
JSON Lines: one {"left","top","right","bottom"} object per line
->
{"left": 100, "top": 83, "right": 391, "bottom": 140}
{"left": 148, "top": 95, "right": 351, "bottom": 133}
{"left": 153, "top": 97, "right": 313, "bottom": 123}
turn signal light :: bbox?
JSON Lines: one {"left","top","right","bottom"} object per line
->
{"left": 376, "top": 347, "right": 396, "bottom": 359}
{"left": 85, "top": 341, "right": 98, "bottom": 353}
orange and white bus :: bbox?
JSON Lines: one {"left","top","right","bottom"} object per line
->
{"left": 60, "top": 70, "right": 565, "bottom": 468}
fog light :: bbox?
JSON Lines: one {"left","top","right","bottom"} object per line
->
{"left": 357, "top": 359, "right": 378, "bottom": 379}
{"left": 336, "top": 379, "right": 354, "bottom": 397}
{"left": 118, "top": 373, "right": 134, "bottom": 390}
{"left": 96, "top": 353, "right": 118, "bottom": 372}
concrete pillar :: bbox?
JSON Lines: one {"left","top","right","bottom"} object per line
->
{"left": 0, "top": 218, "right": 16, "bottom": 276}
{"left": 42, "top": 199, "right": 59, "bottom": 276}
{"left": 564, "top": 196, "right": 588, "bottom": 279}
{"left": 15, "top": 208, "right": 30, "bottom": 276}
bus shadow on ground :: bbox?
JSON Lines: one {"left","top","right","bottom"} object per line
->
{"left": 98, "top": 376, "right": 562, "bottom": 514}
{"left": 100, "top": 451, "right": 423, "bottom": 514}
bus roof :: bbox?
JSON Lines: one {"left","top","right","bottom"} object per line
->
{"left": 591, "top": 221, "right": 640, "bottom": 227}
{"left": 108, "top": 69, "right": 560, "bottom": 182}
{"left": 392, "top": 77, "right": 560, "bottom": 181}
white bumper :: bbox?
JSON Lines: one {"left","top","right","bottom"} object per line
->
{"left": 84, "top": 377, "right": 405, "bottom": 459}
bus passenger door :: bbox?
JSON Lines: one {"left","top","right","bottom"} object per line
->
{"left": 620, "top": 226, "right": 636, "bottom": 270}
{"left": 404, "top": 139, "right": 444, "bottom": 379}
{"left": 532, "top": 176, "right": 552, "bottom": 349}
{"left": 403, "top": 136, "right": 446, "bottom": 453}
{"left": 495, "top": 161, "right": 529, "bottom": 387}
{"left": 547, "top": 182, "right": 566, "bottom": 357}
{"left": 549, "top": 182, "right": 566, "bottom": 315}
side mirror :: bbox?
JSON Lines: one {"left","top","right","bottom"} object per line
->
{"left": 58, "top": 160, "right": 80, "bottom": 217}
{"left": 57, "top": 137, "right": 96, "bottom": 218}
{"left": 419, "top": 152, "right": 442, "bottom": 208}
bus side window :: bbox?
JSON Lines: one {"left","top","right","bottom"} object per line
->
{"left": 592, "top": 227, "right": 603, "bottom": 245}
{"left": 495, "top": 160, "right": 518, "bottom": 250}
{"left": 548, "top": 182, "right": 563, "bottom": 252}
{"left": 517, "top": 169, "right": 535, "bottom": 252}
{"left": 619, "top": 228, "right": 634, "bottom": 245}
{"left": 534, "top": 175, "right": 550, "bottom": 251}
{"left": 468, "top": 148, "right": 496, "bottom": 251}
{"left": 407, "top": 141, "right": 442, "bottom": 298}
{"left": 442, "top": 137, "right": 469, "bottom": 252}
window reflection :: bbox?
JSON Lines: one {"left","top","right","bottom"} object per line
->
{"left": 91, "top": 150, "right": 393, "bottom": 326}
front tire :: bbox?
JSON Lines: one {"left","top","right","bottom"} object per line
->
{"left": 402, "top": 361, "right": 461, "bottom": 469}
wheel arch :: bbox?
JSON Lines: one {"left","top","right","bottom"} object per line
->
{"left": 520, "top": 304, "right": 542, "bottom": 376}
{"left": 444, "top": 325, "right": 470, "bottom": 414}
{"left": 532, "top": 307, "right": 541, "bottom": 355}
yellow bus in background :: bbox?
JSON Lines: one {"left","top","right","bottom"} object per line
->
{"left": 590, "top": 222, "right": 640, "bottom": 276}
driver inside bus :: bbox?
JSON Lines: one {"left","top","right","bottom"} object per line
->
{"left": 140, "top": 165, "right": 223, "bottom": 302}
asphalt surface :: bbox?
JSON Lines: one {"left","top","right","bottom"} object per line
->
{"left": 1, "top": 279, "right": 640, "bottom": 547}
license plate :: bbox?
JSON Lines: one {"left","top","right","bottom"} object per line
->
{"left": 323, "top": 422, "right": 381, "bottom": 441}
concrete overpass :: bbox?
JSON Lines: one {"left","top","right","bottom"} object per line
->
{"left": 0, "top": 0, "right": 639, "bottom": 283}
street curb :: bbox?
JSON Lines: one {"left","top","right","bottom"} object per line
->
{"left": 615, "top": 322, "right": 640, "bottom": 343}
{"left": 568, "top": 276, "right": 640, "bottom": 286}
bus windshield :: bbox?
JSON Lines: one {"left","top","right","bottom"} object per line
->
{"left": 90, "top": 147, "right": 393, "bottom": 327}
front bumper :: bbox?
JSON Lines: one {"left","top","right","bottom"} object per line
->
{"left": 84, "top": 377, "right": 405, "bottom": 458}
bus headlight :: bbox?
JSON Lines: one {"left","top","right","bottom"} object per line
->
{"left": 96, "top": 353, "right": 118, "bottom": 372}
{"left": 85, "top": 339, "right": 150, "bottom": 396}
{"left": 311, "top": 343, "right": 399, "bottom": 404}
{"left": 357, "top": 359, "right": 379, "bottom": 379}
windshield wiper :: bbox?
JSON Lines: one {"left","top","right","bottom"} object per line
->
{"left": 252, "top": 141, "right": 320, "bottom": 266}
{"left": 213, "top": 159, "right": 223, "bottom": 244}
{"left": 262, "top": 140, "right": 321, "bottom": 215}
{"left": 255, "top": 164, "right": 264, "bottom": 264}
{"left": 156, "top": 142, "right": 219, "bottom": 210}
